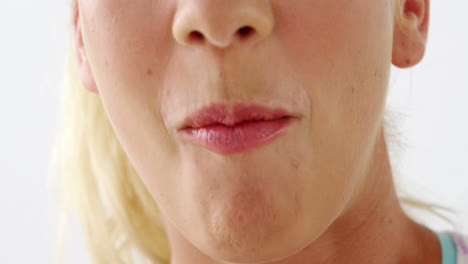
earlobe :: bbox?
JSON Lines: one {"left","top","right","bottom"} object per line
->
{"left": 392, "top": 0, "right": 430, "bottom": 68}
{"left": 73, "top": 5, "right": 99, "bottom": 94}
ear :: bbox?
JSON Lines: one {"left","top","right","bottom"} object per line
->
{"left": 73, "top": 4, "right": 99, "bottom": 93}
{"left": 392, "top": 0, "right": 430, "bottom": 68}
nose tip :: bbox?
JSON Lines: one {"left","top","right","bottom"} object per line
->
{"left": 172, "top": 1, "right": 274, "bottom": 49}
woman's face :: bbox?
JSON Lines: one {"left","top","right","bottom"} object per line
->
{"left": 77, "top": 0, "right": 400, "bottom": 262}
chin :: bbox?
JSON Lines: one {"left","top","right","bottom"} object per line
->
{"left": 203, "top": 221, "right": 311, "bottom": 264}
{"left": 176, "top": 135, "right": 324, "bottom": 262}
{"left": 197, "top": 188, "right": 309, "bottom": 263}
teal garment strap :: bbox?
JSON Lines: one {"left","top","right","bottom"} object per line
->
{"left": 437, "top": 232, "right": 458, "bottom": 264}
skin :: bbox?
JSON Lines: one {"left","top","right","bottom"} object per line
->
{"left": 74, "top": 0, "right": 439, "bottom": 263}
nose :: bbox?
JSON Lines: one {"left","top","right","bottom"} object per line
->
{"left": 172, "top": 0, "right": 274, "bottom": 49}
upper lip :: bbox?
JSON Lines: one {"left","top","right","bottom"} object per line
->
{"left": 179, "top": 103, "right": 298, "bottom": 130}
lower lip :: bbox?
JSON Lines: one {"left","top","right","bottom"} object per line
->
{"left": 179, "top": 118, "right": 293, "bottom": 154}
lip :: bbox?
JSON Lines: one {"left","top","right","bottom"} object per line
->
{"left": 177, "top": 103, "right": 298, "bottom": 154}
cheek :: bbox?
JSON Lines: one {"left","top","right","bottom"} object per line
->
{"left": 79, "top": 0, "right": 187, "bottom": 202}
{"left": 276, "top": 0, "right": 393, "bottom": 144}
{"left": 80, "top": 3, "right": 173, "bottom": 130}
{"left": 80, "top": 0, "right": 175, "bottom": 104}
{"left": 275, "top": 0, "right": 393, "bottom": 91}
{"left": 273, "top": 0, "right": 393, "bottom": 218}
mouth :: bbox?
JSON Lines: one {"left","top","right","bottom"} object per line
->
{"left": 177, "top": 103, "right": 298, "bottom": 154}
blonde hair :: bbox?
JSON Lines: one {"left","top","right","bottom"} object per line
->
{"left": 53, "top": 0, "right": 457, "bottom": 263}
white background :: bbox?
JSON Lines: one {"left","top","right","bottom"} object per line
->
{"left": 0, "top": 1, "right": 466, "bottom": 263}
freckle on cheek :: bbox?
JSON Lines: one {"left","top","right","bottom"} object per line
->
{"left": 292, "top": 160, "right": 299, "bottom": 170}
{"left": 146, "top": 68, "right": 153, "bottom": 76}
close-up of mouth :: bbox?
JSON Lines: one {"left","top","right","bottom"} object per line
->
{"left": 178, "top": 103, "right": 298, "bottom": 154}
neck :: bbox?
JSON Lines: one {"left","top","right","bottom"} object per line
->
{"left": 164, "top": 127, "right": 441, "bottom": 264}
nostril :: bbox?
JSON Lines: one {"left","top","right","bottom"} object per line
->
{"left": 237, "top": 26, "right": 255, "bottom": 39}
{"left": 185, "top": 26, "right": 257, "bottom": 47}
{"left": 188, "top": 30, "right": 205, "bottom": 44}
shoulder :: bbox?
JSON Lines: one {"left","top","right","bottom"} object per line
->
{"left": 448, "top": 232, "right": 468, "bottom": 264}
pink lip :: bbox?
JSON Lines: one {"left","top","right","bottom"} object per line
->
{"left": 178, "top": 104, "right": 296, "bottom": 154}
